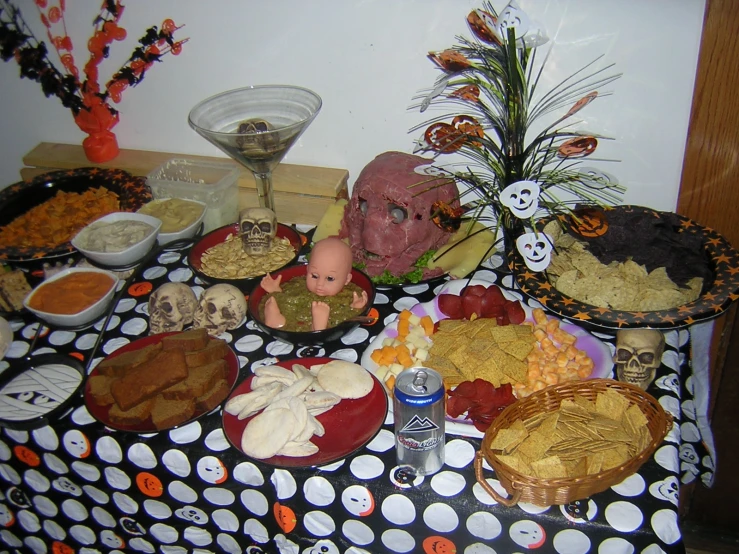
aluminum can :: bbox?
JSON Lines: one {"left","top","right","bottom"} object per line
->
{"left": 393, "top": 367, "right": 445, "bottom": 476}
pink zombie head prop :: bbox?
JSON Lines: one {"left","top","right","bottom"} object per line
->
{"left": 339, "top": 151, "right": 459, "bottom": 279}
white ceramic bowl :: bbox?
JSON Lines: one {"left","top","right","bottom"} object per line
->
{"left": 146, "top": 198, "right": 207, "bottom": 245}
{"left": 23, "top": 268, "right": 120, "bottom": 328}
{"left": 72, "top": 212, "right": 162, "bottom": 267}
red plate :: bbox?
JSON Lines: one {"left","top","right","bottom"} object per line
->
{"left": 187, "top": 223, "right": 302, "bottom": 289}
{"left": 222, "top": 357, "right": 388, "bottom": 468}
{"left": 84, "top": 332, "right": 240, "bottom": 433}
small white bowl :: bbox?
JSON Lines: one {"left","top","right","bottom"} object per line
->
{"left": 145, "top": 199, "right": 207, "bottom": 245}
{"left": 23, "top": 268, "right": 119, "bottom": 328}
{"left": 72, "top": 212, "right": 162, "bottom": 267}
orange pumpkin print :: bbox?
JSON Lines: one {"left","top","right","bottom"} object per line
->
{"left": 274, "top": 502, "right": 297, "bottom": 533}
{"left": 424, "top": 123, "right": 464, "bottom": 153}
{"left": 136, "top": 472, "right": 163, "bottom": 497}
{"left": 52, "top": 541, "right": 75, "bottom": 554}
{"left": 423, "top": 536, "right": 457, "bottom": 554}
{"left": 128, "top": 281, "right": 153, "bottom": 297}
{"left": 13, "top": 445, "right": 40, "bottom": 467}
{"left": 569, "top": 208, "right": 609, "bottom": 238}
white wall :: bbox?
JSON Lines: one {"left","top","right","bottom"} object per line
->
{"left": 0, "top": 0, "right": 705, "bottom": 212}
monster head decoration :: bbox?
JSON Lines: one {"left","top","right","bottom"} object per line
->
{"left": 338, "top": 151, "right": 459, "bottom": 279}
{"left": 240, "top": 207, "right": 277, "bottom": 256}
{"left": 614, "top": 329, "right": 665, "bottom": 390}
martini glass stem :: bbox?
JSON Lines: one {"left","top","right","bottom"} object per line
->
{"left": 254, "top": 171, "right": 276, "bottom": 212}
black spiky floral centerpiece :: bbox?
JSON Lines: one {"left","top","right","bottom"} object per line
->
{"left": 0, "top": 0, "right": 188, "bottom": 163}
{"left": 411, "top": 0, "right": 625, "bottom": 273}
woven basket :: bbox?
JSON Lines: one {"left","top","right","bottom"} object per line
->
{"left": 475, "top": 379, "right": 673, "bottom": 507}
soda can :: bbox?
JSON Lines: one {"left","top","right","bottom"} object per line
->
{"left": 393, "top": 367, "right": 445, "bottom": 476}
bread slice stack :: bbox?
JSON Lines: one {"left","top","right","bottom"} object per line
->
{"left": 90, "top": 328, "right": 232, "bottom": 430}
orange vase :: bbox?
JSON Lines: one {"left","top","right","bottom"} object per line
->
{"left": 73, "top": 100, "right": 120, "bottom": 163}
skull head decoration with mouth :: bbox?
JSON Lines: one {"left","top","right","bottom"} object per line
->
{"left": 149, "top": 283, "right": 198, "bottom": 335}
{"left": 614, "top": 329, "right": 665, "bottom": 390}
{"left": 516, "top": 232, "right": 553, "bottom": 272}
{"left": 500, "top": 180, "right": 540, "bottom": 219}
{"left": 193, "top": 283, "right": 247, "bottom": 336}
{"left": 240, "top": 207, "right": 277, "bottom": 256}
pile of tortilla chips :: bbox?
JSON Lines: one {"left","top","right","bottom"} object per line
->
{"left": 489, "top": 389, "right": 652, "bottom": 479}
{"left": 428, "top": 319, "right": 533, "bottom": 388}
{"left": 544, "top": 221, "right": 703, "bottom": 311}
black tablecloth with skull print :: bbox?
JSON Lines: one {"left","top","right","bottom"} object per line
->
{"left": 0, "top": 236, "right": 711, "bottom": 554}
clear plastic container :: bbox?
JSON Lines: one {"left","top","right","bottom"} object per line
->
{"left": 146, "top": 158, "right": 240, "bottom": 233}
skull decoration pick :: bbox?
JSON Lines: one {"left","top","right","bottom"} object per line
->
{"left": 516, "top": 232, "right": 553, "bottom": 272}
{"left": 240, "top": 207, "right": 277, "bottom": 256}
{"left": 614, "top": 329, "right": 665, "bottom": 390}
{"left": 193, "top": 283, "right": 247, "bottom": 336}
{"left": 500, "top": 180, "right": 541, "bottom": 219}
{"left": 495, "top": 1, "right": 548, "bottom": 48}
{"left": 148, "top": 283, "right": 198, "bottom": 335}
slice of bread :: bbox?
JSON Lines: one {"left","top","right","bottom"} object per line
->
{"left": 88, "top": 374, "right": 117, "bottom": 406}
{"left": 161, "top": 328, "right": 209, "bottom": 352}
{"left": 0, "top": 270, "right": 32, "bottom": 312}
{"left": 96, "top": 342, "right": 162, "bottom": 378}
{"left": 108, "top": 397, "right": 155, "bottom": 426}
{"left": 195, "top": 378, "right": 230, "bottom": 412}
{"left": 161, "top": 359, "right": 227, "bottom": 401}
{"left": 185, "top": 338, "right": 229, "bottom": 368}
{"left": 151, "top": 396, "right": 196, "bottom": 430}
{"left": 111, "top": 348, "right": 189, "bottom": 410}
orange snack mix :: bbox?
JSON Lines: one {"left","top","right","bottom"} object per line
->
{"left": 0, "top": 187, "right": 120, "bottom": 250}
{"left": 28, "top": 272, "right": 115, "bottom": 314}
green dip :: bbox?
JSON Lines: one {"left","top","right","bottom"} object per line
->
{"left": 259, "top": 277, "right": 365, "bottom": 332}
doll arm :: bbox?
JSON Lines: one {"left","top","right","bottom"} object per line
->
{"left": 350, "top": 290, "right": 368, "bottom": 310}
{"left": 260, "top": 273, "right": 283, "bottom": 293}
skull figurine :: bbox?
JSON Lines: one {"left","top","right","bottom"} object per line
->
{"left": 614, "top": 329, "right": 665, "bottom": 390}
{"left": 148, "top": 283, "right": 197, "bottom": 335}
{"left": 240, "top": 207, "right": 277, "bottom": 256}
{"left": 193, "top": 283, "right": 247, "bottom": 336}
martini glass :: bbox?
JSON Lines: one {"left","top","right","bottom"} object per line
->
{"left": 188, "top": 85, "right": 322, "bottom": 214}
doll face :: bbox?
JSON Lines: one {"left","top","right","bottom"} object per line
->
{"left": 306, "top": 238, "right": 353, "bottom": 297}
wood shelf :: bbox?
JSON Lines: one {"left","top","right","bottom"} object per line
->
{"left": 21, "top": 142, "right": 349, "bottom": 226}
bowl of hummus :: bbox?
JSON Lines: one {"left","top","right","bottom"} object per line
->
{"left": 137, "top": 198, "right": 206, "bottom": 245}
{"left": 72, "top": 212, "right": 162, "bottom": 268}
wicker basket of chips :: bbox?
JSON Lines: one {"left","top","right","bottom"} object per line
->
{"left": 474, "top": 379, "right": 673, "bottom": 507}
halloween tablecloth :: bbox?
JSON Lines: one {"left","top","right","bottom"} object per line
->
{"left": 0, "top": 237, "right": 712, "bottom": 554}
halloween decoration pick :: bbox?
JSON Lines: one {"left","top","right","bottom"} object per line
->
{"left": 614, "top": 329, "right": 665, "bottom": 391}
{"left": 516, "top": 232, "right": 552, "bottom": 272}
{"left": 0, "top": 0, "right": 188, "bottom": 163}
{"left": 411, "top": 1, "right": 625, "bottom": 265}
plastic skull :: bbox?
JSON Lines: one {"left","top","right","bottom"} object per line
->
{"left": 338, "top": 151, "right": 459, "bottom": 278}
{"left": 614, "top": 329, "right": 665, "bottom": 390}
{"left": 148, "top": 283, "right": 197, "bottom": 334}
{"left": 240, "top": 207, "right": 277, "bottom": 256}
{"left": 193, "top": 284, "right": 247, "bottom": 336}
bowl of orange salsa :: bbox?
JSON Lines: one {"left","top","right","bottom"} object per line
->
{"left": 23, "top": 268, "right": 119, "bottom": 328}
